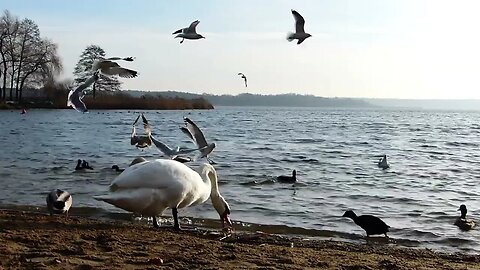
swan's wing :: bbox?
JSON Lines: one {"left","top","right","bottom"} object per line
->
{"left": 186, "top": 20, "right": 200, "bottom": 34}
{"left": 141, "top": 114, "right": 151, "bottom": 136}
{"left": 103, "top": 67, "right": 138, "bottom": 78}
{"left": 183, "top": 117, "right": 208, "bottom": 148}
{"left": 292, "top": 9, "right": 306, "bottom": 33}
{"left": 110, "top": 160, "right": 198, "bottom": 190}
{"left": 151, "top": 136, "right": 175, "bottom": 157}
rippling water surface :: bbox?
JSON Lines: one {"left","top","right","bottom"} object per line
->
{"left": 1, "top": 107, "right": 480, "bottom": 253}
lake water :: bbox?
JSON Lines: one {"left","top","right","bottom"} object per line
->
{"left": 1, "top": 107, "right": 480, "bottom": 254}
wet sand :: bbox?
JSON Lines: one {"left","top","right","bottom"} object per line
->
{"left": 1, "top": 209, "right": 479, "bottom": 270}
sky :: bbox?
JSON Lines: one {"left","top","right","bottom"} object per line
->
{"left": 2, "top": 0, "right": 480, "bottom": 99}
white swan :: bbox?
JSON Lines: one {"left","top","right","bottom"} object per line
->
{"left": 67, "top": 71, "right": 99, "bottom": 113}
{"left": 286, "top": 9, "right": 311, "bottom": 45}
{"left": 46, "top": 189, "right": 73, "bottom": 216}
{"left": 94, "top": 159, "right": 224, "bottom": 230}
{"left": 172, "top": 20, "right": 205, "bottom": 44}
{"left": 91, "top": 57, "right": 138, "bottom": 78}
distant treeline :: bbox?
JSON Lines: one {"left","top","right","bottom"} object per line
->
{"left": 0, "top": 82, "right": 214, "bottom": 110}
{"left": 126, "top": 90, "right": 374, "bottom": 108}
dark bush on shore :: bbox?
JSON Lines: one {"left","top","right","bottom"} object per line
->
{"left": 5, "top": 81, "right": 214, "bottom": 110}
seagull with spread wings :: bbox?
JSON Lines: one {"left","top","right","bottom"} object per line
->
{"left": 180, "top": 117, "right": 216, "bottom": 164}
{"left": 286, "top": 9, "right": 311, "bottom": 45}
{"left": 67, "top": 71, "right": 99, "bottom": 113}
{"left": 238, "top": 73, "right": 247, "bottom": 87}
{"left": 150, "top": 135, "right": 201, "bottom": 162}
{"left": 131, "top": 113, "right": 152, "bottom": 149}
{"left": 91, "top": 56, "right": 138, "bottom": 78}
{"left": 173, "top": 20, "right": 205, "bottom": 44}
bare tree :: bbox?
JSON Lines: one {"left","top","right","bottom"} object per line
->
{"left": 0, "top": 10, "right": 62, "bottom": 101}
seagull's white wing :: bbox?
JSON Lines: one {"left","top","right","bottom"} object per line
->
{"left": 132, "top": 114, "right": 141, "bottom": 126}
{"left": 183, "top": 117, "right": 208, "bottom": 148}
{"left": 292, "top": 10, "right": 306, "bottom": 34}
{"left": 151, "top": 136, "right": 175, "bottom": 157}
{"left": 180, "top": 127, "right": 195, "bottom": 142}
{"left": 103, "top": 67, "right": 138, "bottom": 78}
{"left": 186, "top": 20, "right": 200, "bottom": 34}
{"left": 141, "top": 114, "right": 151, "bottom": 136}
{"left": 105, "top": 56, "right": 135, "bottom": 62}
{"left": 67, "top": 73, "right": 97, "bottom": 112}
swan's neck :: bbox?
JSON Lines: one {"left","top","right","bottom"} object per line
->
{"left": 202, "top": 167, "right": 219, "bottom": 197}
{"left": 461, "top": 210, "right": 467, "bottom": 219}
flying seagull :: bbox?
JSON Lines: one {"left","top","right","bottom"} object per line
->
{"left": 131, "top": 113, "right": 152, "bottom": 148}
{"left": 67, "top": 71, "right": 99, "bottom": 113}
{"left": 91, "top": 57, "right": 138, "bottom": 78}
{"left": 150, "top": 135, "right": 201, "bottom": 161}
{"left": 238, "top": 73, "right": 247, "bottom": 87}
{"left": 180, "top": 117, "right": 216, "bottom": 164}
{"left": 173, "top": 20, "right": 205, "bottom": 44}
{"left": 287, "top": 9, "right": 311, "bottom": 45}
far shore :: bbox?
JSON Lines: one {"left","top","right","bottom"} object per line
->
{"left": 1, "top": 209, "right": 479, "bottom": 269}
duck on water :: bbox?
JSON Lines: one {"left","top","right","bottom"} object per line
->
{"left": 455, "top": 204, "right": 475, "bottom": 231}
{"left": 377, "top": 155, "right": 389, "bottom": 169}
{"left": 276, "top": 169, "right": 297, "bottom": 183}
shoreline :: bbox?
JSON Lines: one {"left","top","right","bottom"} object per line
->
{"left": 1, "top": 209, "right": 479, "bottom": 269}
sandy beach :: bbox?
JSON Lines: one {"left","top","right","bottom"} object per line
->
{"left": 0, "top": 209, "right": 479, "bottom": 270}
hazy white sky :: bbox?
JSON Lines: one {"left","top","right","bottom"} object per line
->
{"left": 2, "top": 0, "right": 480, "bottom": 99}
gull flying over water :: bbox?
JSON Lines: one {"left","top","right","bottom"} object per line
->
{"left": 180, "top": 117, "right": 216, "bottom": 164}
{"left": 150, "top": 135, "right": 200, "bottom": 162}
{"left": 91, "top": 56, "right": 138, "bottom": 78}
{"left": 131, "top": 114, "right": 152, "bottom": 148}
{"left": 67, "top": 71, "right": 99, "bottom": 113}
{"left": 238, "top": 73, "right": 247, "bottom": 87}
{"left": 173, "top": 20, "right": 205, "bottom": 44}
{"left": 287, "top": 9, "right": 311, "bottom": 45}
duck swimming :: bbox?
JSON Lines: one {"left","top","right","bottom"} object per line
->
{"left": 46, "top": 189, "right": 73, "bottom": 217}
{"left": 81, "top": 160, "right": 93, "bottom": 170}
{"left": 377, "top": 155, "right": 389, "bottom": 169}
{"left": 276, "top": 169, "right": 297, "bottom": 183}
{"left": 342, "top": 210, "right": 390, "bottom": 237}
{"left": 111, "top": 165, "right": 124, "bottom": 172}
{"left": 455, "top": 204, "right": 475, "bottom": 231}
{"left": 75, "top": 159, "right": 83, "bottom": 171}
